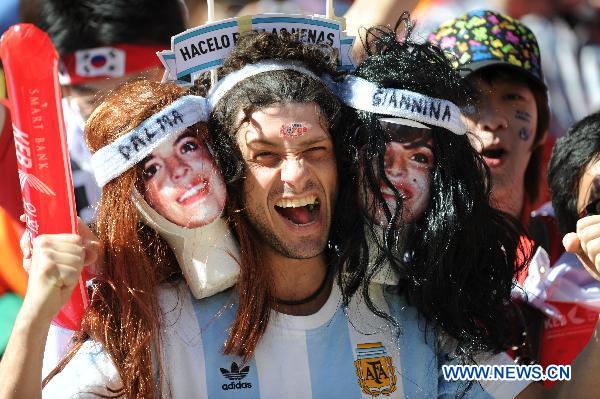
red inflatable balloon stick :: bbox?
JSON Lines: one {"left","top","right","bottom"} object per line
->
{"left": 0, "top": 24, "right": 89, "bottom": 330}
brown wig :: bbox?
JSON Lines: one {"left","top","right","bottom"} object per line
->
{"left": 197, "top": 31, "right": 362, "bottom": 361}
{"left": 43, "top": 79, "right": 196, "bottom": 398}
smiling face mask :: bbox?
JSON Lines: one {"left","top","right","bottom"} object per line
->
{"left": 90, "top": 94, "right": 240, "bottom": 299}
{"left": 134, "top": 131, "right": 239, "bottom": 299}
{"left": 132, "top": 188, "right": 240, "bottom": 299}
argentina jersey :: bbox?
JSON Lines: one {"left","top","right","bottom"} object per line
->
{"left": 43, "top": 280, "right": 531, "bottom": 398}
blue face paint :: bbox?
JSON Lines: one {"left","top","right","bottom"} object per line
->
{"left": 518, "top": 127, "right": 530, "bottom": 141}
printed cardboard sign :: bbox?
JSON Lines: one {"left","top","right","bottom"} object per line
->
{"left": 159, "top": 13, "right": 356, "bottom": 83}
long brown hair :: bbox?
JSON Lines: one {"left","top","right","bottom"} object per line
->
{"left": 202, "top": 31, "right": 353, "bottom": 361}
{"left": 44, "top": 80, "right": 191, "bottom": 398}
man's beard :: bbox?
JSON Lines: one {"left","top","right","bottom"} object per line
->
{"left": 243, "top": 204, "right": 328, "bottom": 260}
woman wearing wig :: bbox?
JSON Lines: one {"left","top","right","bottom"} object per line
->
{"left": 334, "top": 18, "right": 534, "bottom": 397}
{"left": 0, "top": 79, "right": 239, "bottom": 398}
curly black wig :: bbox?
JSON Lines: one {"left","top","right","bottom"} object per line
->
{"left": 343, "top": 16, "right": 528, "bottom": 360}
{"left": 548, "top": 111, "right": 600, "bottom": 235}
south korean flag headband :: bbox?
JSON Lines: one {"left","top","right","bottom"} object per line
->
{"left": 90, "top": 95, "right": 210, "bottom": 187}
{"left": 328, "top": 75, "right": 467, "bottom": 135}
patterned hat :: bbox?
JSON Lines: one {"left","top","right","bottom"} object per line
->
{"left": 428, "top": 10, "right": 545, "bottom": 89}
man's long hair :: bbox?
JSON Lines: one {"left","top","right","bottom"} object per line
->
{"left": 345, "top": 17, "right": 528, "bottom": 359}
{"left": 201, "top": 31, "right": 365, "bottom": 361}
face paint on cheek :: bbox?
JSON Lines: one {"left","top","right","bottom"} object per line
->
{"left": 279, "top": 122, "right": 309, "bottom": 138}
{"left": 515, "top": 110, "right": 532, "bottom": 123}
{"left": 518, "top": 127, "right": 530, "bottom": 141}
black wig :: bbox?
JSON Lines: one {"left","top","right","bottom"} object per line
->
{"left": 35, "top": 0, "right": 186, "bottom": 55}
{"left": 548, "top": 111, "right": 600, "bottom": 235}
{"left": 344, "top": 17, "right": 528, "bottom": 359}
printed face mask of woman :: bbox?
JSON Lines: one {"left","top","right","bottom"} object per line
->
{"left": 363, "top": 119, "right": 434, "bottom": 225}
{"left": 142, "top": 127, "right": 227, "bottom": 228}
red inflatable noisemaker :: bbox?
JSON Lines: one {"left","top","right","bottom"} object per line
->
{"left": 0, "top": 24, "right": 89, "bottom": 330}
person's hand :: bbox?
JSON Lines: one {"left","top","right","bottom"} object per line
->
{"left": 19, "top": 216, "right": 101, "bottom": 274}
{"left": 563, "top": 214, "right": 600, "bottom": 281}
{"left": 19, "top": 227, "right": 99, "bottom": 324}
{"left": 19, "top": 220, "right": 32, "bottom": 272}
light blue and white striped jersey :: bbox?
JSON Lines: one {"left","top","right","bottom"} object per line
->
{"left": 43, "top": 281, "right": 530, "bottom": 398}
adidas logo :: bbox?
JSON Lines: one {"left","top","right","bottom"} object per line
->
{"left": 220, "top": 362, "right": 252, "bottom": 390}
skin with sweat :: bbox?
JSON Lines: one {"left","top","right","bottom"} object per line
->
{"left": 237, "top": 102, "right": 337, "bottom": 260}
{"left": 235, "top": 102, "right": 337, "bottom": 310}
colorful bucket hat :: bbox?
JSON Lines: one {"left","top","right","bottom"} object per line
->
{"left": 428, "top": 9, "right": 545, "bottom": 89}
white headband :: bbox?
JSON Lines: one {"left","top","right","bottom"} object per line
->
{"left": 207, "top": 60, "right": 321, "bottom": 109}
{"left": 91, "top": 61, "right": 325, "bottom": 187}
{"left": 90, "top": 95, "right": 210, "bottom": 187}
{"left": 329, "top": 75, "right": 467, "bottom": 135}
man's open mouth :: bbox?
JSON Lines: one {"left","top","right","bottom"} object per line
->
{"left": 481, "top": 147, "right": 507, "bottom": 168}
{"left": 274, "top": 195, "right": 321, "bottom": 225}
{"left": 481, "top": 148, "right": 506, "bottom": 159}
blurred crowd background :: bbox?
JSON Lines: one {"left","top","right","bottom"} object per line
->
{"left": 2, "top": 0, "right": 600, "bottom": 137}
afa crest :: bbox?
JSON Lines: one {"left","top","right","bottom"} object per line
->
{"left": 354, "top": 342, "right": 397, "bottom": 397}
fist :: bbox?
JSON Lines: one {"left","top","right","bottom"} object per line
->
{"left": 22, "top": 232, "right": 99, "bottom": 323}
{"left": 20, "top": 216, "right": 101, "bottom": 274}
{"left": 563, "top": 214, "right": 600, "bottom": 281}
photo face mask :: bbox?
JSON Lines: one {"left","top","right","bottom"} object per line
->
{"left": 134, "top": 129, "right": 239, "bottom": 299}
{"left": 363, "top": 118, "right": 434, "bottom": 225}
{"left": 141, "top": 129, "right": 227, "bottom": 228}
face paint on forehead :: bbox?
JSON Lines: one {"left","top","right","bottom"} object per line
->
{"left": 279, "top": 122, "right": 309, "bottom": 138}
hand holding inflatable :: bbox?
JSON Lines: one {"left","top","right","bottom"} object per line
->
{"left": 0, "top": 24, "right": 89, "bottom": 329}
{"left": 23, "top": 231, "right": 98, "bottom": 323}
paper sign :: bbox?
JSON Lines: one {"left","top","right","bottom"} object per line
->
{"left": 159, "top": 13, "right": 356, "bottom": 81}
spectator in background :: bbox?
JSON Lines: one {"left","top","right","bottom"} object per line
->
{"left": 428, "top": 10, "right": 555, "bottom": 363}
{"left": 31, "top": 0, "right": 186, "bottom": 223}
{"left": 511, "top": 0, "right": 600, "bottom": 137}
{"left": 429, "top": 10, "right": 549, "bottom": 222}
{"left": 539, "top": 112, "right": 600, "bottom": 378}
{"left": 428, "top": 11, "right": 553, "bottom": 255}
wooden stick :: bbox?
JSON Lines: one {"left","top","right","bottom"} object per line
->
{"left": 207, "top": 0, "right": 217, "bottom": 87}
{"left": 326, "top": 0, "right": 334, "bottom": 19}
